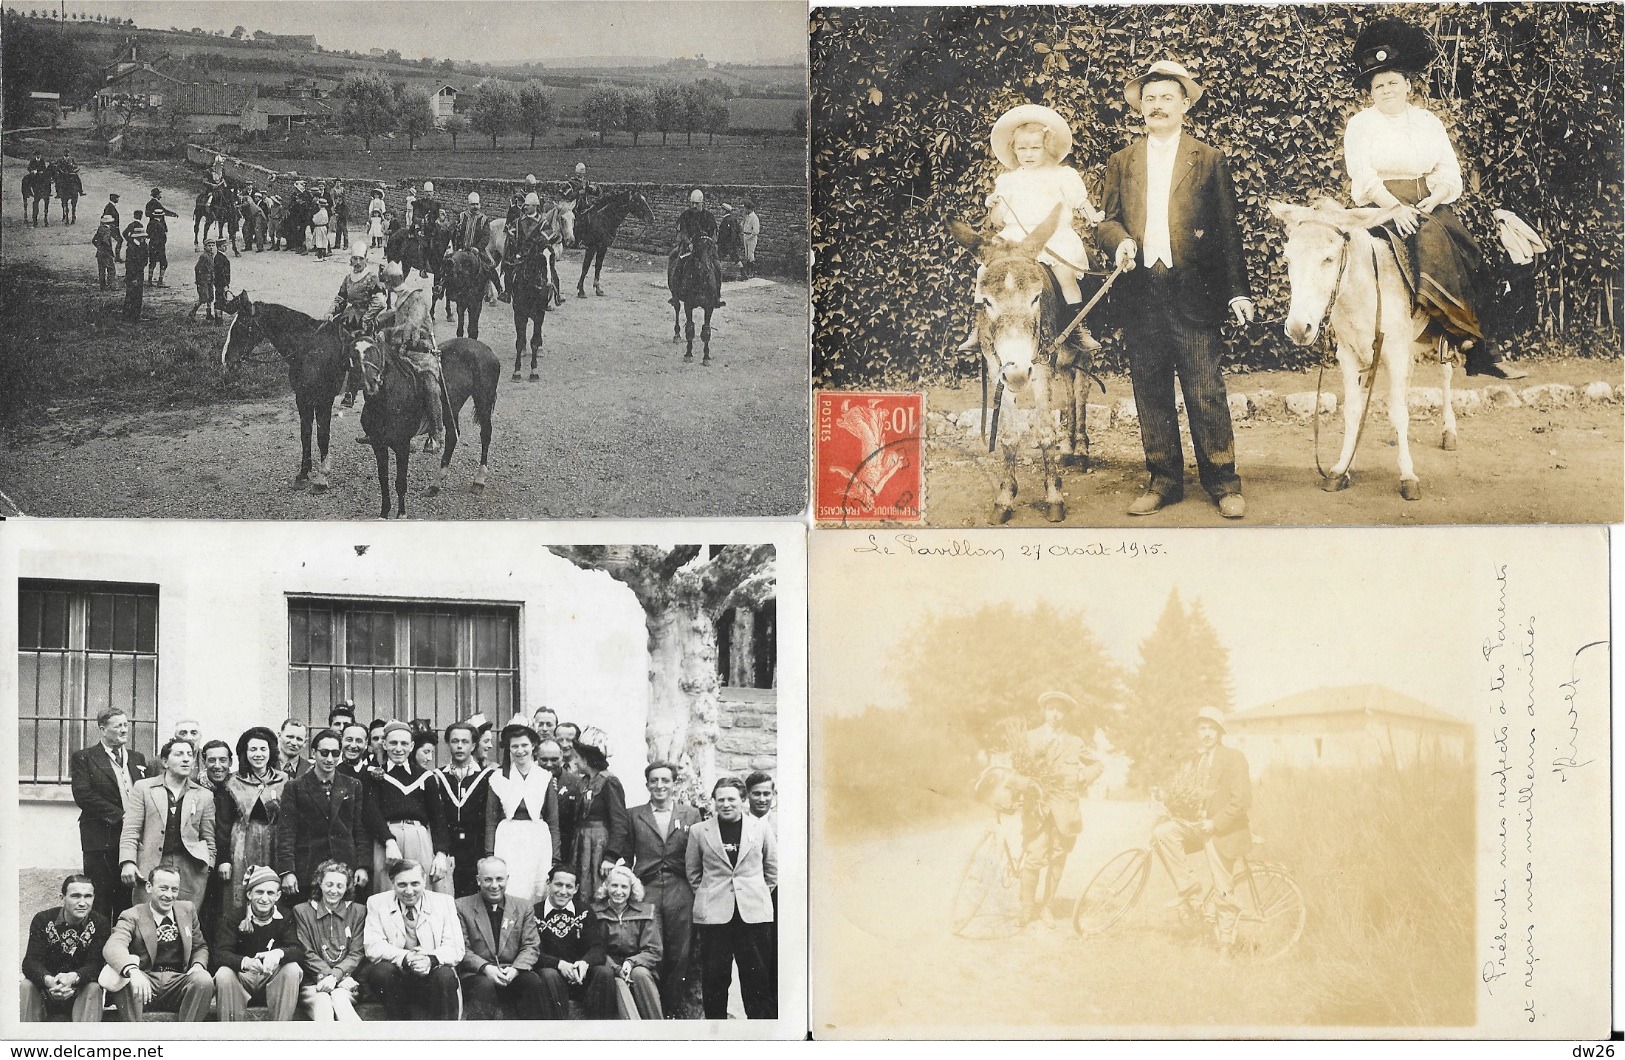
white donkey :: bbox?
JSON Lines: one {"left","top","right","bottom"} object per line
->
{"left": 1270, "top": 199, "right": 1460, "bottom": 501}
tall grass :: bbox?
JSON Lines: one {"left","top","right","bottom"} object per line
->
{"left": 1252, "top": 759, "right": 1475, "bottom": 1026}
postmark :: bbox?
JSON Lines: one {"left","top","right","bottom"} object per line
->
{"left": 814, "top": 390, "right": 925, "bottom": 525}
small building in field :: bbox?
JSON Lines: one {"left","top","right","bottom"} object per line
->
{"left": 162, "top": 82, "right": 255, "bottom": 134}
{"left": 242, "top": 95, "right": 334, "bottom": 134}
{"left": 26, "top": 92, "right": 63, "bottom": 126}
{"left": 1224, "top": 684, "right": 1470, "bottom": 773}
{"left": 254, "top": 31, "right": 319, "bottom": 50}
{"left": 431, "top": 84, "right": 460, "bottom": 126}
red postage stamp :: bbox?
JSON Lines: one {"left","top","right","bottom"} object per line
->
{"left": 814, "top": 390, "right": 924, "bottom": 525}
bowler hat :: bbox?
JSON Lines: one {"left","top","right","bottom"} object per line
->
{"left": 1124, "top": 59, "right": 1205, "bottom": 110}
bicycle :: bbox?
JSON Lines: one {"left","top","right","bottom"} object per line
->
{"left": 1071, "top": 806, "right": 1307, "bottom": 962}
{"left": 949, "top": 764, "right": 1029, "bottom": 939}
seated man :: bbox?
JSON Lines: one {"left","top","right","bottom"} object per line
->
{"left": 362, "top": 858, "right": 464, "bottom": 1021}
{"left": 451, "top": 192, "right": 502, "bottom": 301}
{"left": 99, "top": 865, "right": 215, "bottom": 1022}
{"left": 365, "top": 262, "right": 447, "bottom": 453}
{"left": 21, "top": 875, "right": 108, "bottom": 1022}
{"left": 213, "top": 866, "right": 304, "bottom": 1021}
{"left": 533, "top": 866, "right": 615, "bottom": 1018}
{"left": 667, "top": 188, "right": 724, "bottom": 308}
{"left": 455, "top": 856, "right": 546, "bottom": 1019}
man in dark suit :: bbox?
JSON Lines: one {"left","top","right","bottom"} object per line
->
{"left": 455, "top": 856, "right": 547, "bottom": 1019}
{"left": 628, "top": 760, "right": 703, "bottom": 1014}
{"left": 274, "top": 729, "right": 379, "bottom": 898}
{"left": 1097, "top": 60, "right": 1256, "bottom": 520}
{"left": 538, "top": 738, "right": 584, "bottom": 868}
{"left": 70, "top": 707, "right": 150, "bottom": 921}
{"left": 1150, "top": 706, "right": 1252, "bottom": 956}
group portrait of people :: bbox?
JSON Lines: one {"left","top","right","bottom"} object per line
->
{"left": 25, "top": 701, "right": 779, "bottom": 1024}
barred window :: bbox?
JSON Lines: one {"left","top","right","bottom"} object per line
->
{"left": 288, "top": 597, "right": 519, "bottom": 733}
{"left": 18, "top": 580, "right": 160, "bottom": 784}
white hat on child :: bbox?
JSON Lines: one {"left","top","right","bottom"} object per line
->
{"left": 990, "top": 103, "right": 1074, "bottom": 170}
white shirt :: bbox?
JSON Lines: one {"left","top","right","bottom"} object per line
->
{"left": 1142, "top": 131, "right": 1182, "bottom": 268}
{"left": 104, "top": 743, "right": 133, "bottom": 798}
{"left": 1343, "top": 104, "right": 1463, "bottom": 207}
{"left": 652, "top": 807, "right": 673, "bottom": 840}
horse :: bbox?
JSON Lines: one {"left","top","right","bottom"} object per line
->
{"left": 1270, "top": 198, "right": 1459, "bottom": 501}
{"left": 348, "top": 335, "right": 501, "bottom": 518}
{"left": 51, "top": 165, "right": 82, "bottom": 224}
{"left": 386, "top": 223, "right": 434, "bottom": 281}
{"left": 508, "top": 243, "right": 553, "bottom": 381}
{"left": 423, "top": 219, "right": 457, "bottom": 322}
{"left": 442, "top": 248, "right": 490, "bottom": 340}
{"left": 22, "top": 171, "right": 52, "bottom": 226}
{"left": 946, "top": 205, "right": 1078, "bottom": 524}
{"left": 574, "top": 188, "right": 654, "bottom": 298}
{"left": 668, "top": 233, "right": 723, "bottom": 365}
{"left": 218, "top": 293, "right": 352, "bottom": 492}
{"left": 213, "top": 185, "right": 241, "bottom": 254}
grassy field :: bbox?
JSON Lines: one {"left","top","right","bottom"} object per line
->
{"left": 230, "top": 133, "right": 806, "bottom": 186}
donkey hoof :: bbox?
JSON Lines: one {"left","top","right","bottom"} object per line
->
{"left": 1322, "top": 472, "right": 1351, "bottom": 493}
{"left": 1442, "top": 430, "right": 1458, "bottom": 451}
{"left": 1400, "top": 479, "right": 1422, "bottom": 501}
{"left": 528, "top": 372, "right": 540, "bottom": 382}
{"left": 511, "top": 371, "right": 522, "bottom": 382}
{"left": 993, "top": 504, "right": 1014, "bottom": 525}
{"left": 1059, "top": 452, "right": 1085, "bottom": 469}
{"left": 1045, "top": 502, "right": 1066, "bottom": 523}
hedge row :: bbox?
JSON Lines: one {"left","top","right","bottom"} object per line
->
{"left": 811, "top": 3, "right": 1623, "bottom": 387}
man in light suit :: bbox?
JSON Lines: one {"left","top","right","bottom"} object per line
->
{"left": 1097, "top": 59, "right": 1256, "bottom": 520}
{"left": 454, "top": 856, "right": 547, "bottom": 1019}
{"left": 118, "top": 738, "right": 216, "bottom": 909}
{"left": 70, "top": 707, "right": 150, "bottom": 920}
{"left": 1151, "top": 706, "right": 1253, "bottom": 957}
{"left": 98, "top": 865, "right": 215, "bottom": 1022}
{"left": 685, "top": 776, "right": 776, "bottom": 1019}
{"left": 363, "top": 858, "right": 464, "bottom": 1020}
{"left": 629, "top": 760, "right": 702, "bottom": 1014}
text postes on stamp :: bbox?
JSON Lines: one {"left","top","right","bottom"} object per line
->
{"left": 815, "top": 390, "right": 925, "bottom": 525}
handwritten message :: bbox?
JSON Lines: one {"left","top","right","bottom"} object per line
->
{"left": 852, "top": 533, "right": 1166, "bottom": 561}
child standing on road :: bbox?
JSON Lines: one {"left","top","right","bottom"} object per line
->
{"left": 188, "top": 241, "right": 218, "bottom": 323}
{"left": 311, "top": 197, "right": 331, "bottom": 259}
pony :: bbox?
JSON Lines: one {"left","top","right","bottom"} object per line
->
{"left": 51, "top": 164, "right": 82, "bottom": 224}
{"left": 1270, "top": 199, "right": 1458, "bottom": 501}
{"left": 347, "top": 335, "right": 501, "bottom": 518}
{"left": 946, "top": 205, "right": 1079, "bottom": 523}
{"left": 218, "top": 293, "right": 351, "bottom": 492}
{"left": 508, "top": 240, "right": 554, "bottom": 381}
{"left": 574, "top": 188, "right": 655, "bottom": 298}
{"left": 667, "top": 231, "right": 722, "bottom": 365}
{"left": 442, "top": 248, "right": 490, "bottom": 340}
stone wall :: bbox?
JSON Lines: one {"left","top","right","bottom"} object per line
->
{"left": 716, "top": 686, "right": 777, "bottom": 779}
{"left": 186, "top": 143, "right": 806, "bottom": 275}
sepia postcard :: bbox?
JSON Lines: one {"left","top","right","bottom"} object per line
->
{"left": 810, "top": 3, "right": 1623, "bottom": 527}
{"left": 811, "top": 526, "right": 1609, "bottom": 1039}
{"left": 1, "top": 518, "right": 807, "bottom": 1038}
{"left": 1, "top": 0, "right": 809, "bottom": 520}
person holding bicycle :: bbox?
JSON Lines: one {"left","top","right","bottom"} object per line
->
{"left": 1018, "top": 691, "right": 1103, "bottom": 927}
{"left": 1150, "top": 706, "right": 1252, "bottom": 956}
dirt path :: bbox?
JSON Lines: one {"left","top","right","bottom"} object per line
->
{"left": 0, "top": 153, "right": 808, "bottom": 519}
{"left": 915, "top": 363, "right": 1622, "bottom": 527}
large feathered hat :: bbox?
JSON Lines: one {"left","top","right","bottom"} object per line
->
{"left": 1352, "top": 18, "right": 1438, "bottom": 91}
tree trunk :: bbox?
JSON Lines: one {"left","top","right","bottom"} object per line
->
{"left": 661, "top": 131, "right": 668, "bottom": 146}
{"left": 529, "top": 133, "right": 536, "bottom": 149}
{"left": 598, "top": 126, "right": 605, "bottom": 146}
{"left": 632, "top": 131, "right": 640, "bottom": 147}
{"left": 490, "top": 133, "right": 497, "bottom": 149}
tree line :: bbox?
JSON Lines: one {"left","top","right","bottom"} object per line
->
{"left": 336, "top": 70, "right": 739, "bottom": 152}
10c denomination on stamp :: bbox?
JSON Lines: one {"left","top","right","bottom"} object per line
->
{"left": 814, "top": 391, "right": 924, "bottom": 525}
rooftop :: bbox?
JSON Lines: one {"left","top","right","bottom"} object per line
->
{"left": 1228, "top": 684, "right": 1469, "bottom": 730}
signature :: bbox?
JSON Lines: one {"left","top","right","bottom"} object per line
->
{"left": 1552, "top": 639, "right": 1607, "bottom": 781}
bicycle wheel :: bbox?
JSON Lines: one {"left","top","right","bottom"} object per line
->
{"left": 950, "top": 828, "right": 1020, "bottom": 939}
{"left": 1232, "top": 864, "right": 1306, "bottom": 962}
{"left": 1072, "top": 847, "right": 1151, "bottom": 938}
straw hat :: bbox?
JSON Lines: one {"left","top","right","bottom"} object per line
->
{"left": 1124, "top": 59, "right": 1205, "bottom": 111}
{"left": 990, "top": 103, "right": 1073, "bottom": 169}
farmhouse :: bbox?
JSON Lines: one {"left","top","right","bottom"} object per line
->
{"left": 12, "top": 523, "right": 741, "bottom": 872}
{"left": 254, "top": 31, "right": 319, "bottom": 50}
{"left": 94, "top": 63, "right": 184, "bottom": 118}
{"left": 1224, "top": 684, "right": 1471, "bottom": 772}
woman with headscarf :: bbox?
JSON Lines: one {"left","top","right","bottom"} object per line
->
{"left": 215, "top": 726, "right": 289, "bottom": 922}
{"left": 485, "top": 724, "right": 562, "bottom": 905}
{"left": 1342, "top": 17, "right": 1524, "bottom": 379}
{"left": 571, "top": 727, "right": 631, "bottom": 892}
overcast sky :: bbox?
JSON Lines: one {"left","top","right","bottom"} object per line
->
{"left": 74, "top": 1, "right": 807, "bottom": 66}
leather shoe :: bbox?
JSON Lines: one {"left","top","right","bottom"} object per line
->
{"left": 1127, "top": 492, "right": 1177, "bottom": 516}
{"left": 1474, "top": 362, "right": 1528, "bottom": 380}
{"left": 1218, "top": 495, "right": 1246, "bottom": 519}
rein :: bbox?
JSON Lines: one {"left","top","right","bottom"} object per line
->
{"left": 1305, "top": 222, "right": 1387, "bottom": 480}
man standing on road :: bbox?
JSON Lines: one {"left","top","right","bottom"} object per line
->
{"left": 1096, "top": 60, "right": 1255, "bottom": 520}
{"left": 143, "top": 188, "right": 181, "bottom": 287}
{"left": 1017, "top": 691, "right": 1103, "bottom": 926}
{"left": 70, "top": 707, "right": 149, "bottom": 922}
{"left": 103, "top": 192, "right": 124, "bottom": 261}
{"left": 740, "top": 199, "right": 761, "bottom": 278}
{"left": 121, "top": 213, "right": 149, "bottom": 322}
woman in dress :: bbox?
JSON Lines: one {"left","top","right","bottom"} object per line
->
{"left": 484, "top": 723, "right": 562, "bottom": 905}
{"left": 571, "top": 727, "right": 631, "bottom": 893}
{"left": 214, "top": 726, "right": 289, "bottom": 922}
{"left": 1342, "top": 17, "right": 1523, "bottom": 379}
{"left": 591, "top": 863, "right": 663, "bottom": 1019}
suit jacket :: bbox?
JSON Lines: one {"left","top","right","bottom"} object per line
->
{"left": 628, "top": 801, "right": 702, "bottom": 888}
{"left": 454, "top": 893, "right": 540, "bottom": 975}
{"left": 1096, "top": 132, "right": 1251, "bottom": 327}
{"left": 685, "top": 814, "right": 776, "bottom": 926}
{"left": 363, "top": 890, "right": 464, "bottom": 968}
{"left": 273, "top": 769, "right": 372, "bottom": 887}
{"left": 119, "top": 776, "right": 217, "bottom": 874}
{"left": 102, "top": 900, "right": 209, "bottom": 979}
{"left": 70, "top": 743, "right": 150, "bottom": 852}
{"left": 1184, "top": 744, "right": 1253, "bottom": 859}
